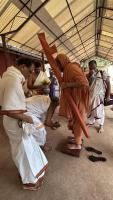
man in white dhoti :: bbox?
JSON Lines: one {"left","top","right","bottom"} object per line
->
{"left": 87, "top": 60, "right": 111, "bottom": 133}
{"left": 0, "top": 58, "right": 48, "bottom": 190}
{"left": 27, "top": 62, "right": 60, "bottom": 130}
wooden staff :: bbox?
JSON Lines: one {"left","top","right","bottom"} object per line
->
{"left": 38, "top": 32, "right": 89, "bottom": 138}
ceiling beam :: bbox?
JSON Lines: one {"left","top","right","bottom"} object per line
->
{"left": 15, "top": 0, "right": 77, "bottom": 59}
{"left": 0, "top": 0, "right": 12, "bottom": 16}
{"left": 95, "top": 0, "right": 99, "bottom": 56}
{"left": 76, "top": 46, "right": 95, "bottom": 59}
{"left": 0, "top": 0, "right": 49, "bottom": 36}
{"left": 47, "top": 17, "right": 97, "bottom": 50}
{"left": 65, "top": 0, "right": 89, "bottom": 59}
{"left": 96, "top": 0, "right": 106, "bottom": 54}
{"left": 1, "top": 35, "right": 6, "bottom": 49}
{"left": 0, "top": 0, "right": 30, "bottom": 34}
{"left": 49, "top": 9, "right": 96, "bottom": 45}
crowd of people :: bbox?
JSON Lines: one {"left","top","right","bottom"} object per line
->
{"left": 0, "top": 55, "right": 111, "bottom": 190}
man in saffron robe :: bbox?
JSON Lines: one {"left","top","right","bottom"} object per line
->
{"left": 56, "top": 54, "right": 89, "bottom": 157}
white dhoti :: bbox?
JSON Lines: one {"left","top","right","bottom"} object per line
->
{"left": 87, "top": 95, "right": 105, "bottom": 126}
{"left": 0, "top": 66, "right": 48, "bottom": 185}
{"left": 3, "top": 115, "right": 48, "bottom": 184}
{"left": 87, "top": 70, "right": 108, "bottom": 126}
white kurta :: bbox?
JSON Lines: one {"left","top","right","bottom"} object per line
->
{"left": 0, "top": 66, "right": 48, "bottom": 184}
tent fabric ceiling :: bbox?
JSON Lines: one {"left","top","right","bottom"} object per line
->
{"left": 0, "top": 0, "right": 113, "bottom": 62}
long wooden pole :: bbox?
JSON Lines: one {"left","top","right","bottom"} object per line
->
{"left": 38, "top": 33, "right": 89, "bottom": 138}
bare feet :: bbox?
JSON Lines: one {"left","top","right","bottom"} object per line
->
{"left": 98, "top": 125, "right": 104, "bottom": 133}
{"left": 41, "top": 143, "right": 52, "bottom": 152}
{"left": 23, "top": 177, "right": 44, "bottom": 191}
{"left": 61, "top": 144, "right": 81, "bottom": 157}
{"left": 67, "top": 136, "right": 83, "bottom": 146}
{"left": 67, "top": 143, "right": 81, "bottom": 150}
{"left": 23, "top": 182, "right": 41, "bottom": 191}
{"left": 45, "top": 121, "right": 61, "bottom": 130}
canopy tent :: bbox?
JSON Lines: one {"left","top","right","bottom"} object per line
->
{"left": 0, "top": 0, "right": 113, "bottom": 62}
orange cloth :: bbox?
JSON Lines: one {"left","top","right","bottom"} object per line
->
{"left": 56, "top": 54, "right": 90, "bottom": 144}
{"left": 38, "top": 32, "right": 89, "bottom": 139}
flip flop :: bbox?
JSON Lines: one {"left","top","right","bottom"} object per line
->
{"left": 88, "top": 155, "right": 106, "bottom": 162}
{"left": 85, "top": 147, "right": 102, "bottom": 155}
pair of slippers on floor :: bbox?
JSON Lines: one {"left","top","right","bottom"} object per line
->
{"left": 85, "top": 147, "right": 107, "bottom": 162}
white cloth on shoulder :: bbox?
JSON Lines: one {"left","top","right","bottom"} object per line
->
{"left": 34, "top": 71, "right": 50, "bottom": 86}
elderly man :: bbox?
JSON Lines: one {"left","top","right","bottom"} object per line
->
{"left": 0, "top": 58, "right": 48, "bottom": 190}
{"left": 87, "top": 60, "right": 111, "bottom": 133}
{"left": 55, "top": 54, "right": 90, "bottom": 157}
